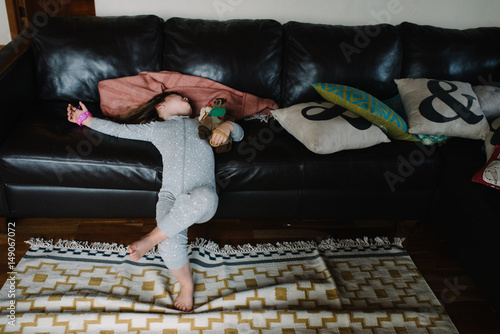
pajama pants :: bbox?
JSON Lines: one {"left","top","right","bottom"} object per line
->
{"left": 156, "top": 186, "right": 218, "bottom": 269}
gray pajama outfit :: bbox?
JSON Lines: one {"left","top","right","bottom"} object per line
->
{"left": 90, "top": 116, "right": 244, "bottom": 269}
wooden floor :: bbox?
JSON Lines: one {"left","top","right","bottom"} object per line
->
{"left": 1, "top": 217, "right": 499, "bottom": 333}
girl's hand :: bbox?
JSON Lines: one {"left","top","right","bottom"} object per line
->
{"left": 67, "top": 101, "right": 92, "bottom": 126}
{"left": 211, "top": 121, "right": 234, "bottom": 147}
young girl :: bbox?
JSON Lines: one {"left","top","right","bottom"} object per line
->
{"left": 66, "top": 92, "right": 244, "bottom": 312}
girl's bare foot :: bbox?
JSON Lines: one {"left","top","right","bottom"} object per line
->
{"left": 174, "top": 282, "right": 194, "bottom": 312}
{"left": 128, "top": 227, "right": 168, "bottom": 261}
{"left": 170, "top": 262, "right": 195, "bottom": 312}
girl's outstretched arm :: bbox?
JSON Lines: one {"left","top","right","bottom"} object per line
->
{"left": 67, "top": 101, "right": 153, "bottom": 142}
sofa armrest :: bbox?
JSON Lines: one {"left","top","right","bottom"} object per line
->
{"left": 0, "top": 35, "right": 37, "bottom": 144}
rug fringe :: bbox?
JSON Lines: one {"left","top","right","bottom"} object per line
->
{"left": 26, "top": 236, "right": 405, "bottom": 256}
{"left": 185, "top": 238, "right": 320, "bottom": 256}
{"left": 318, "top": 236, "right": 405, "bottom": 250}
{"left": 26, "top": 238, "right": 129, "bottom": 253}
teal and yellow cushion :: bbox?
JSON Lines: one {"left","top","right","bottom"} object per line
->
{"left": 313, "top": 83, "right": 419, "bottom": 141}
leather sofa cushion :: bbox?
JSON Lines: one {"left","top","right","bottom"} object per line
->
{"left": 283, "top": 22, "right": 402, "bottom": 107}
{"left": 0, "top": 103, "right": 162, "bottom": 191}
{"left": 399, "top": 22, "right": 500, "bottom": 85}
{"left": 215, "top": 119, "right": 441, "bottom": 220}
{"left": 163, "top": 18, "right": 283, "bottom": 105}
{"left": 32, "top": 15, "right": 164, "bottom": 103}
{"left": 216, "top": 119, "right": 441, "bottom": 193}
{"left": 4, "top": 185, "right": 158, "bottom": 218}
{"left": 215, "top": 119, "right": 305, "bottom": 192}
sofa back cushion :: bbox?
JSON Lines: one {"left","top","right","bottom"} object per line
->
{"left": 399, "top": 22, "right": 500, "bottom": 85}
{"left": 32, "top": 15, "right": 164, "bottom": 103}
{"left": 163, "top": 18, "right": 283, "bottom": 105}
{"left": 283, "top": 22, "right": 402, "bottom": 107}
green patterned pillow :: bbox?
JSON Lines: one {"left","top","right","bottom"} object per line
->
{"left": 313, "top": 83, "right": 418, "bottom": 141}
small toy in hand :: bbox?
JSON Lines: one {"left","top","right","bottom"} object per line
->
{"left": 198, "top": 98, "right": 232, "bottom": 153}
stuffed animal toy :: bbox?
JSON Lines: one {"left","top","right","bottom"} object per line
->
{"left": 198, "top": 98, "right": 232, "bottom": 153}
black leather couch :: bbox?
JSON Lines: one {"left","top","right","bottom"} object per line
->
{"left": 0, "top": 15, "right": 499, "bottom": 310}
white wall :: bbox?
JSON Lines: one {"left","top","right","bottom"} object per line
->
{"left": 94, "top": 0, "right": 500, "bottom": 28}
{"left": 2, "top": 0, "right": 500, "bottom": 45}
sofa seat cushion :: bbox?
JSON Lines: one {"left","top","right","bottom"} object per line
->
{"left": 215, "top": 119, "right": 305, "bottom": 193}
{"left": 217, "top": 119, "right": 442, "bottom": 194}
{"left": 0, "top": 103, "right": 162, "bottom": 192}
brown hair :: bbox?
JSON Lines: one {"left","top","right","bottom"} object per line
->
{"left": 114, "top": 91, "right": 181, "bottom": 124}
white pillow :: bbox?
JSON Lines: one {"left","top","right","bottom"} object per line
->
{"left": 271, "top": 101, "right": 390, "bottom": 154}
{"left": 395, "top": 78, "right": 489, "bottom": 140}
{"left": 472, "top": 85, "right": 500, "bottom": 121}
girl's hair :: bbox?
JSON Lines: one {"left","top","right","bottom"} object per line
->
{"left": 114, "top": 91, "right": 181, "bottom": 124}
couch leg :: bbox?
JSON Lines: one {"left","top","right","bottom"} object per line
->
{"left": 396, "top": 220, "right": 418, "bottom": 238}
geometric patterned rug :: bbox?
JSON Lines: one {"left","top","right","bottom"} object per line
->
{"left": 0, "top": 237, "right": 458, "bottom": 333}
